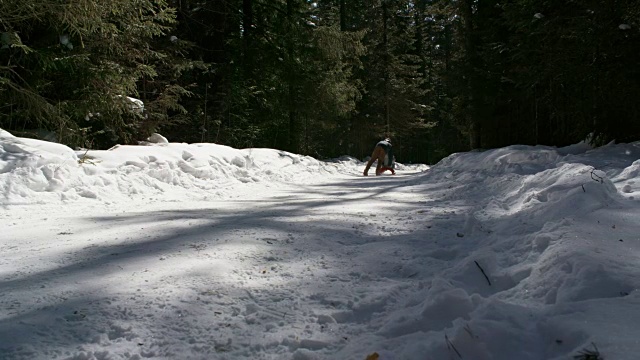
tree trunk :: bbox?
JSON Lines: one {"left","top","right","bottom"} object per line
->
{"left": 382, "top": 1, "right": 390, "bottom": 136}
{"left": 286, "top": 0, "right": 300, "bottom": 153}
{"left": 460, "top": 0, "right": 482, "bottom": 149}
{"left": 243, "top": 0, "right": 253, "bottom": 49}
{"left": 242, "top": 0, "right": 253, "bottom": 79}
{"left": 339, "top": 0, "right": 346, "bottom": 31}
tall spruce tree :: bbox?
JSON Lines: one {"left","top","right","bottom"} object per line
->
{"left": 0, "top": 0, "right": 191, "bottom": 148}
{"left": 350, "top": 0, "right": 432, "bottom": 161}
{"left": 169, "top": 0, "right": 364, "bottom": 156}
{"left": 502, "top": 0, "right": 640, "bottom": 145}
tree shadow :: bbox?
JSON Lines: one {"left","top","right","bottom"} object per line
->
{"left": 0, "top": 172, "right": 475, "bottom": 359}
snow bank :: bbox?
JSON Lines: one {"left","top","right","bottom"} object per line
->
{"left": 373, "top": 140, "right": 640, "bottom": 360}
{"left": 0, "top": 129, "right": 426, "bottom": 205}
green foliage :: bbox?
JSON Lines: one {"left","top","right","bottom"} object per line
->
{"left": 0, "top": 0, "right": 192, "bottom": 148}
{"left": 169, "top": 0, "right": 365, "bottom": 156}
{"left": 2, "top": 0, "right": 639, "bottom": 162}
{"left": 453, "top": 0, "right": 640, "bottom": 148}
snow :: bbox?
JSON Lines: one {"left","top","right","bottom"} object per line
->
{"left": 145, "top": 134, "right": 169, "bottom": 144}
{"left": 121, "top": 96, "right": 144, "bottom": 114}
{"left": 1, "top": 128, "right": 640, "bottom": 360}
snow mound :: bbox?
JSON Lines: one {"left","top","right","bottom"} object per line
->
{"left": 0, "top": 129, "right": 426, "bottom": 205}
{"left": 146, "top": 133, "right": 169, "bottom": 144}
{"left": 0, "top": 129, "right": 77, "bottom": 173}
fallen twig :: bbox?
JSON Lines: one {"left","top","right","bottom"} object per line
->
{"left": 573, "top": 342, "right": 602, "bottom": 360}
{"left": 474, "top": 261, "right": 491, "bottom": 286}
{"left": 445, "top": 334, "right": 462, "bottom": 359}
{"left": 463, "top": 323, "right": 478, "bottom": 339}
{"left": 590, "top": 169, "right": 604, "bottom": 183}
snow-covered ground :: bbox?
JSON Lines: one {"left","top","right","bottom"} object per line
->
{"left": 2, "top": 128, "right": 640, "bottom": 360}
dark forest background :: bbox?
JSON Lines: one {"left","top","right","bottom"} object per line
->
{"left": 1, "top": 1, "right": 639, "bottom": 164}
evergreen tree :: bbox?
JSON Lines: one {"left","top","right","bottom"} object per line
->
{"left": 0, "top": 0, "right": 191, "bottom": 148}
{"left": 3, "top": 0, "right": 638, "bottom": 162}
{"left": 169, "top": 0, "right": 364, "bottom": 157}
{"left": 350, "top": 0, "right": 432, "bottom": 160}
{"left": 502, "top": 0, "right": 640, "bottom": 145}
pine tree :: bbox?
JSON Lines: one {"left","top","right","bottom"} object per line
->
{"left": 167, "top": 0, "right": 364, "bottom": 156}
{"left": 349, "top": 0, "right": 432, "bottom": 160}
{"left": 0, "top": 0, "right": 190, "bottom": 148}
{"left": 502, "top": 0, "right": 640, "bottom": 145}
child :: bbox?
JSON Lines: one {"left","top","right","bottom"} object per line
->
{"left": 363, "top": 138, "right": 395, "bottom": 176}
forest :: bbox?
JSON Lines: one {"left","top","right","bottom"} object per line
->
{"left": 1, "top": 0, "right": 639, "bottom": 164}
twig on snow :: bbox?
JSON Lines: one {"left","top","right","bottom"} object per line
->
{"left": 445, "top": 334, "right": 463, "bottom": 359}
{"left": 590, "top": 169, "right": 604, "bottom": 183}
{"left": 474, "top": 261, "right": 491, "bottom": 286}
{"left": 573, "top": 342, "right": 603, "bottom": 360}
{"left": 463, "top": 323, "right": 478, "bottom": 339}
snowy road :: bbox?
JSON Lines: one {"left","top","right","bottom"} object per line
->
{"left": 3, "top": 174, "right": 452, "bottom": 359}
